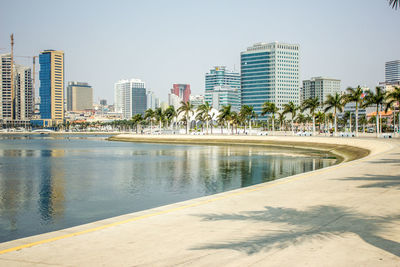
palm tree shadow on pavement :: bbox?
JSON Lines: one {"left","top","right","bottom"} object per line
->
{"left": 191, "top": 205, "right": 400, "bottom": 257}
{"left": 338, "top": 174, "right": 400, "bottom": 189}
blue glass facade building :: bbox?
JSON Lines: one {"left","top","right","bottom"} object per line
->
{"left": 39, "top": 53, "right": 51, "bottom": 119}
{"left": 39, "top": 50, "right": 64, "bottom": 124}
{"left": 241, "top": 42, "right": 300, "bottom": 119}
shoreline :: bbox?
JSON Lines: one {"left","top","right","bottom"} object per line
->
{"left": 108, "top": 134, "right": 370, "bottom": 163}
{"left": 0, "top": 136, "right": 398, "bottom": 266}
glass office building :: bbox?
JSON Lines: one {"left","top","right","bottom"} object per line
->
{"left": 205, "top": 66, "right": 240, "bottom": 108}
{"left": 39, "top": 50, "right": 64, "bottom": 123}
{"left": 385, "top": 60, "right": 400, "bottom": 84}
{"left": 241, "top": 42, "right": 300, "bottom": 119}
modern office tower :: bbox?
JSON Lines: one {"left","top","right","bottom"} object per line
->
{"left": 241, "top": 42, "right": 300, "bottom": 119}
{"left": 385, "top": 60, "right": 400, "bottom": 84}
{"left": 146, "top": 91, "right": 160, "bottom": 110}
{"left": 39, "top": 50, "right": 64, "bottom": 124}
{"left": 189, "top": 95, "right": 205, "bottom": 109}
{"left": 0, "top": 53, "right": 13, "bottom": 122}
{"left": 66, "top": 81, "right": 93, "bottom": 111}
{"left": 114, "top": 79, "right": 146, "bottom": 119}
{"left": 205, "top": 66, "right": 240, "bottom": 105}
{"left": 302, "top": 77, "right": 341, "bottom": 105}
{"left": 171, "top": 84, "right": 191, "bottom": 103}
{"left": 209, "top": 86, "right": 241, "bottom": 112}
{"left": 14, "top": 64, "right": 33, "bottom": 120}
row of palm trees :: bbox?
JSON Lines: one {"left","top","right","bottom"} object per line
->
{"left": 261, "top": 86, "right": 400, "bottom": 137}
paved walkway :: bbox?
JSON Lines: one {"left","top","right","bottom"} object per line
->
{"left": 0, "top": 136, "right": 399, "bottom": 266}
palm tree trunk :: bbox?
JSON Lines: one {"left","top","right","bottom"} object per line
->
{"left": 291, "top": 119, "right": 294, "bottom": 135}
{"left": 334, "top": 109, "right": 337, "bottom": 136}
{"left": 186, "top": 115, "right": 189, "bottom": 134}
{"left": 376, "top": 105, "right": 379, "bottom": 138}
{"left": 206, "top": 120, "right": 209, "bottom": 135}
{"left": 272, "top": 115, "right": 275, "bottom": 135}
{"left": 150, "top": 121, "right": 153, "bottom": 135}
{"left": 249, "top": 120, "right": 252, "bottom": 134}
{"left": 312, "top": 115, "right": 315, "bottom": 136}
{"left": 355, "top": 104, "right": 359, "bottom": 137}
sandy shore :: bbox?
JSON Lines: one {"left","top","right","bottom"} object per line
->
{"left": 0, "top": 135, "right": 399, "bottom": 266}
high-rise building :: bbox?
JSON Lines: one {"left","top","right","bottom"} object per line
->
{"left": 39, "top": 50, "right": 64, "bottom": 124}
{"left": 385, "top": 60, "right": 400, "bottom": 84}
{"left": 301, "top": 77, "right": 341, "bottom": 105}
{"left": 171, "top": 84, "right": 191, "bottom": 103}
{"left": 209, "top": 86, "right": 241, "bottom": 112}
{"left": 14, "top": 64, "right": 33, "bottom": 120}
{"left": 66, "top": 81, "right": 93, "bottom": 111}
{"left": 114, "top": 79, "right": 146, "bottom": 119}
{"left": 146, "top": 91, "right": 160, "bottom": 110}
{"left": 205, "top": 66, "right": 240, "bottom": 107}
{"left": 241, "top": 42, "right": 300, "bottom": 119}
{"left": 168, "top": 92, "right": 182, "bottom": 110}
{"left": 0, "top": 54, "right": 13, "bottom": 121}
{"left": 0, "top": 54, "right": 34, "bottom": 124}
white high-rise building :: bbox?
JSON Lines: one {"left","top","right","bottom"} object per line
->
{"left": 168, "top": 93, "right": 182, "bottom": 110}
{"left": 146, "top": 91, "right": 160, "bottom": 110}
{"left": 114, "top": 79, "right": 147, "bottom": 119}
{"left": 302, "top": 77, "right": 341, "bottom": 105}
{"left": 241, "top": 42, "right": 300, "bottom": 119}
{"left": 0, "top": 54, "right": 33, "bottom": 123}
{"left": 14, "top": 64, "right": 34, "bottom": 120}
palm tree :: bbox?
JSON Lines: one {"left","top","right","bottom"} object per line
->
{"left": 131, "top": 114, "right": 143, "bottom": 133}
{"left": 219, "top": 105, "right": 232, "bottom": 134}
{"left": 239, "top": 105, "right": 253, "bottom": 133}
{"left": 177, "top": 101, "right": 194, "bottom": 134}
{"left": 386, "top": 86, "right": 400, "bottom": 134}
{"left": 278, "top": 111, "right": 286, "bottom": 131}
{"left": 301, "top": 97, "right": 320, "bottom": 135}
{"left": 296, "top": 113, "right": 306, "bottom": 131}
{"left": 324, "top": 93, "right": 344, "bottom": 136}
{"left": 359, "top": 115, "right": 368, "bottom": 133}
{"left": 315, "top": 111, "right": 325, "bottom": 132}
{"left": 261, "top": 102, "right": 278, "bottom": 134}
{"left": 343, "top": 86, "right": 364, "bottom": 137}
{"left": 230, "top": 111, "right": 241, "bottom": 134}
{"left": 283, "top": 101, "right": 298, "bottom": 135}
{"left": 144, "top": 108, "right": 155, "bottom": 134}
{"left": 363, "top": 87, "right": 386, "bottom": 137}
{"left": 197, "top": 102, "right": 212, "bottom": 134}
{"left": 389, "top": 0, "right": 399, "bottom": 9}
{"left": 165, "top": 105, "right": 177, "bottom": 130}
{"left": 154, "top": 107, "right": 165, "bottom": 133}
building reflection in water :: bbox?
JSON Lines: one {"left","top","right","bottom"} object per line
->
{"left": 38, "top": 148, "right": 66, "bottom": 223}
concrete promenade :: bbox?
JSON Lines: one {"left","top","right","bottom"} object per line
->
{"left": 0, "top": 136, "right": 399, "bottom": 266}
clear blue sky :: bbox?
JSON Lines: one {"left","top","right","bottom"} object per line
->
{"left": 1, "top": 0, "right": 399, "bottom": 104}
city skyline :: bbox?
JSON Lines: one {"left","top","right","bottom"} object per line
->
{"left": 1, "top": 1, "right": 399, "bottom": 104}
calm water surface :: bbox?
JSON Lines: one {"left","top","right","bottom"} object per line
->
{"left": 0, "top": 135, "right": 337, "bottom": 242}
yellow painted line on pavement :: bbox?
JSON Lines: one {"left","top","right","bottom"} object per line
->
{"left": 0, "top": 151, "right": 373, "bottom": 256}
